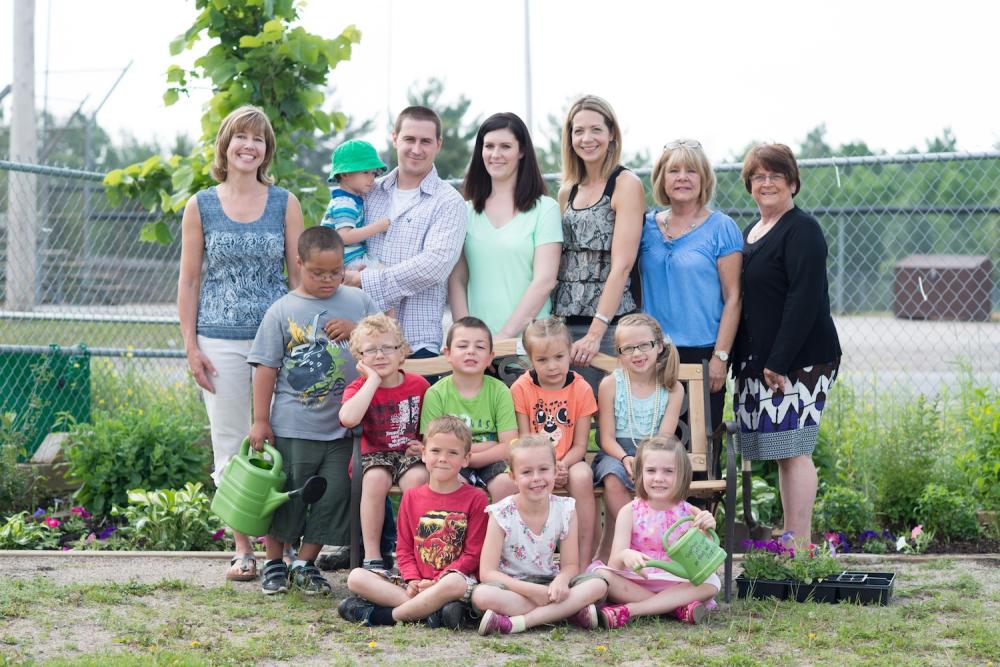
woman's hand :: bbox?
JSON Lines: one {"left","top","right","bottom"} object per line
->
{"left": 621, "top": 549, "right": 650, "bottom": 573}
{"left": 186, "top": 348, "right": 217, "bottom": 393}
{"left": 708, "top": 356, "right": 728, "bottom": 393}
{"left": 763, "top": 368, "right": 788, "bottom": 394}
{"left": 547, "top": 578, "right": 570, "bottom": 604}
{"left": 691, "top": 509, "right": 717, "bottom": 533}
{"left": 571, "top": 333, "right": 601, "bottom": 367}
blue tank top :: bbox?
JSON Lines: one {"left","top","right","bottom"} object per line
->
{"left": 613, "top": 368, "right": 669, "bottom": 440}
{"left": 195, "top": 185, "right": 289, "bottom": 339}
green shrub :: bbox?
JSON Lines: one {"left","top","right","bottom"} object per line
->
{"left": 61, "top": 404, "right": 211, "bottom": 516}
{"left": 915, "top": 483, "right": 980, "bottom": 543}
{"left": 715, "top": 475, "right": 778, "bottom": 527}
{"left": 0, "top": 512, "right": 61, "bottom": 550}
{"left": 110, "top": 483, "right": 229, "bottom": 551}
{"left": 0, "top": 413, "right": 42, "bottom": 514}
{"left": 814, "top": 485, "right": 876, "bottom": 538}
{"left": 955, "top": 383, "right": 1000, "bottom": 511}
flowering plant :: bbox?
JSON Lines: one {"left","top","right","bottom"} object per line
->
{"left": 895, "top": 524, "right": 933, "bottom": 554}
{"left": 741, "top": 532, "right": 842, "bottom": 584}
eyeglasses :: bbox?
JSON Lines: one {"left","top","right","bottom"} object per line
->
{"left": 307, "top": 268, "right": 345, "bottom": 282}
{"left": 617, "top": 340, "right": 658, "bottom": 356}
{"left": 750, "top": 173, "right": 788, "bottom": 185}
{"left": 359, "top": 344, "right": 403, "bottom": 359}
{"left": 664, "top": 139, "right": 702, "bottom": 150}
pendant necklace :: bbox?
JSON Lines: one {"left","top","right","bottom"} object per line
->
{"left": 661, "top": 210, "right": 698, "bottom": 241}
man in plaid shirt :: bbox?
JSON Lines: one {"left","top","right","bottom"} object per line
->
{"left": 346, "top": 106, "right": 467, "bottom": 356}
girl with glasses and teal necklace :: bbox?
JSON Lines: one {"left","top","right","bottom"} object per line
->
{"left": 591, "top": 313, "right": 683, "bottom": 564}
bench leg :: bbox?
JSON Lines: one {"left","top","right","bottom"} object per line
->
{"left": 723, "top": 423, "right": 738, "bottom": 603}
{"left": 349, "top": 428, "right": 363, "bottom": 571}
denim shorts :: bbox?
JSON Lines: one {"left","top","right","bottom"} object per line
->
{"left": 592, "top": 437, "right": 638, "bottom": 492}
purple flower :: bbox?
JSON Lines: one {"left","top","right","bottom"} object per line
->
{"left": 780, "top": 530, "right": 796, "bottom": 542}
{"left": 70, "top": 507, "right": 92, "bottom": 519}
{"left": 33, "top": 507, "right": 45, "bottom": 518}
{"left": 858, "top": 530, "right": 879, "bottom": 543}
{"left": 97, "top": 526, "right": 116, "bottom": 540}
{"left": 211, "top": 529, "right": 225, "bottom": 540}
{"left": 741, "top": 540, "right": 754, "bottom": 550}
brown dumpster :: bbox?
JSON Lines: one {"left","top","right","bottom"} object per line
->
{"left": 893, "top": 254, "right": 992, "bottom": 321}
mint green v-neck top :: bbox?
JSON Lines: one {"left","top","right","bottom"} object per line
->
{"left": 463, "top": 195, "right": 562, "bottom": 333}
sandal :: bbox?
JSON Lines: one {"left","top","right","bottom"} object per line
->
{"left": 226, "top": 553, "right": 258, "bottom": 581}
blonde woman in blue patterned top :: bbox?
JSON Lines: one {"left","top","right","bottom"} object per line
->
{"left": 178, "top": 105, "right": 304, "bottom": 582}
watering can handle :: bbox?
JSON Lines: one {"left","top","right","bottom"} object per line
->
{"left": 239, "top": 437, "right": 284, "bottom": 476}
{"left": 662, "top": 515, "right": 720, "bottom": 550}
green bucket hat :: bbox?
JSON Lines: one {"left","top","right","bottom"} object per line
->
{"left": 328, "top": 140, "right": 387, "bottom": 182}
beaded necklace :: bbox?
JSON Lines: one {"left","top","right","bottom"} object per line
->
{"left": 621, "top": 369, "right": 663, "bottom": 450}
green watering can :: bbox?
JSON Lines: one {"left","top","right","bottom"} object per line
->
{"left": 639, "top": 515, "right": 726, "bottom": 586}
{"left": 211, "top": 439, "right": 328, "bottom": 537}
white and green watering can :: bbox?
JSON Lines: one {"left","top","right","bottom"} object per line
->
{"left": 639, "top": 515, "right": 727, "bottom": 586}
{"left": 210, "top": 439, "right": 327, "bottom": 537}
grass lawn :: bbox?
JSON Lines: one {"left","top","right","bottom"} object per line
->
{"left": 1, "top": 319, "right": 181, "bottom": 351}
{"left": 1, "top": 556, "right": 997, "bottom": 666}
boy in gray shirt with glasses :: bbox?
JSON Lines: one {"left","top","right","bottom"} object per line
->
{"left": 247, "top": 226, "right": 378, "bottom": 595}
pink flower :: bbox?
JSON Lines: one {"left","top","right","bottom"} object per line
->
{"left": 211, "top": 529, "right": 225, "bottom": 540}
{"left": 911, "top": 525, "right": 923, "bottom": 539}
{"left": 44, "top": 517, "right": 61, "bottom": 529}
{"left": 70, "top": 507, "right": 92, "bottom": 519}
{"left": 825, "top": 532, "right": 840, "bottom": 546}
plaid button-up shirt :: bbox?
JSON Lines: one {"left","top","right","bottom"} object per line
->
{"left": 362, "top": 166, "right": 467, "bottom": 352}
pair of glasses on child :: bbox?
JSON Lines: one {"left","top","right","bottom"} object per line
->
{"left": 359, "top": 344, "right": 403, "bottom": 359}
{"left": 617, "top": 340, "right": 658, "bottom": 356}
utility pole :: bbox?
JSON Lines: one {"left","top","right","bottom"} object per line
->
{"left": 7, "top": 0, "right": 38, "bottom": 311}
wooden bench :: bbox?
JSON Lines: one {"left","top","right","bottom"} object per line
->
{"left": 348, "top": 339, "right": 741, "bottom": 601}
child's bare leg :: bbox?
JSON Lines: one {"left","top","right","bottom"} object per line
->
{"left": 596, "top": 475, "right": 631, "bottom": 563}
{"left": 391, "top": 571, "right": 469, "bottom": 622}
{"left": 398, "top": 463, "right": 428, "bottom": 492}
{"left": 361, "top": 467, "right": 392, "bottom": 561}
{"left": 347, "top": 568, "right": 410, "bottom": 606}
{"left": 471, "top": 585, "right": 537, "bottom": 616}
{"left": 265, "top": 536, "right": 284, "bottom": 562}
{"left": 625, "top": 582, "right": 718, "bottom": 617}
{"left": 568, "top": 461, "right": 597, "bottom": 563}
{"left": 486, "top": 472, "right": 517, "bottom": 502}
{"left": 297, "top": 543, "right": 322, "bottom": 561}
{"left": 521, "top": 579, "right": 608, "bottom": 629}
{"left": 597, "top": 569, "right": 655, "bottom": 605}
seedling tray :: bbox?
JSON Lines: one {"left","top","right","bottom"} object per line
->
{"left": 736, "top": 571, "right": 895, "bottom": 605}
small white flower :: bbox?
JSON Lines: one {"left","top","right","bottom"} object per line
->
{"left": 896, "top": 536, "right": 908, "bottom": 551}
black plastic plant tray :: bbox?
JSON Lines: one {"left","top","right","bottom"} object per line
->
{"left": 736, "top": 571, "right": 895, "bottom": 605}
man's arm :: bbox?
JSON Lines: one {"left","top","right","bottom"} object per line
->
{"left": 361, "top": 194, "right": 467, "bottom": 312}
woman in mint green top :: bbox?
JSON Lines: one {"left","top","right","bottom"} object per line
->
{"left": 449, "top": 113, "right": 562, "bottom": 338}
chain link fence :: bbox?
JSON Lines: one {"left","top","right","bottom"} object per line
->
{"left": 2, "top": 152, "right": 998, "bottom": 456}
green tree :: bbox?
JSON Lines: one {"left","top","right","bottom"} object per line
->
{"left": 103, "top": 0, "right": 360, "bottom": 242}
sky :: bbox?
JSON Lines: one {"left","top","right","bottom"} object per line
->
{"left": 3, "top": 0, "right": 999, "bottom": 166}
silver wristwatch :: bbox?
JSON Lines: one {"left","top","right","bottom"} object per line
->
{"left": 713, "top": 350, "right": 730, "bottom": 362}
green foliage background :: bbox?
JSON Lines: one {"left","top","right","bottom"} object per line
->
{"left": 103, "top": 0, "right": 361, "bottom": 242}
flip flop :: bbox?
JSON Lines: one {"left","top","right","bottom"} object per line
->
{"left": 226, "top": 553, "right": 258, "bottom": 581}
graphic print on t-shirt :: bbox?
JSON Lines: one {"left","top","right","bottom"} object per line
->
{"left": 370, "top": 396, "right": 421, "bottom": 450}
{"left": 282, "top": 310, "right": 349, "bottom": 407}
{"left": 529, "top": 397, "right": 572, "bottom": 447}
{"left": 415, "top": 509, "right": 468, "bottom": 570}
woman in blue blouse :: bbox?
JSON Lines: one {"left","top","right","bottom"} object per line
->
{"left": 639, "top": 140, "right": 742, "bottom": 434}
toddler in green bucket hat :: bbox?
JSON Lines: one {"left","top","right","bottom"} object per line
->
{"left": 321, "top": 140, "right": 389, "bottom": 270}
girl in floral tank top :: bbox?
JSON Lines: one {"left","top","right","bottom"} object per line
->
{"left": 588, "top": 436, "right": 721, "bottom": 627}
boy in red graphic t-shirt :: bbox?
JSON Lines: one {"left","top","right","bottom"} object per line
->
{"left": 339, "top": 416, "right": 488, "bottom": 629}
{"left": 340, "top": 314, "right": 430, "bottom": 573}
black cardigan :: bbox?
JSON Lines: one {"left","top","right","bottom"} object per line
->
{"left": 733, "top": 206, "right": 841, "bottom": 375}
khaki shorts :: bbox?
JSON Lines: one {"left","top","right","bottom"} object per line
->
{"left": 480, "top": 572, "right": 608, "bottom": 605}
{"left": 361, "top": 451, "right": 423, "bottom": 484}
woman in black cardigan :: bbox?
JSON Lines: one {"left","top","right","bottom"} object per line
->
{"left": 733, "top": 143, "right": 841, "bottom": 545}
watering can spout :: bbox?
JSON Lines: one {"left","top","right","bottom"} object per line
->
{"left": 643, "top": 558, "right": 689, "bottom": 580}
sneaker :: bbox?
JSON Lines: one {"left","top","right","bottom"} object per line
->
{"left": 427, "top": 600, "right": 471, "bottom": 630}
{"left": 289, "top": 562, "right": 332, "bottom": 595}
{"left": 478, "top": 609, "right": 513, "bottom": 636}
{"left": 260, "top": 559, "right": 289, "bottom": 595}
{"left": 567, "top": 603, "right": 598, "bottom": 630}
{"left": 317, "top": 545, "right": 350, "bottom": 571}
{"left": 338, "top": 595, "right": 375, "bottom": 624}
{"left": 674, "top": 600, "right": 707, "bottom": 625}
{"left": 362, "top": 558, "right": 390, "bottom": 576}
{"left": 597, "top": 603, "right": 631, "bottom": 629}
